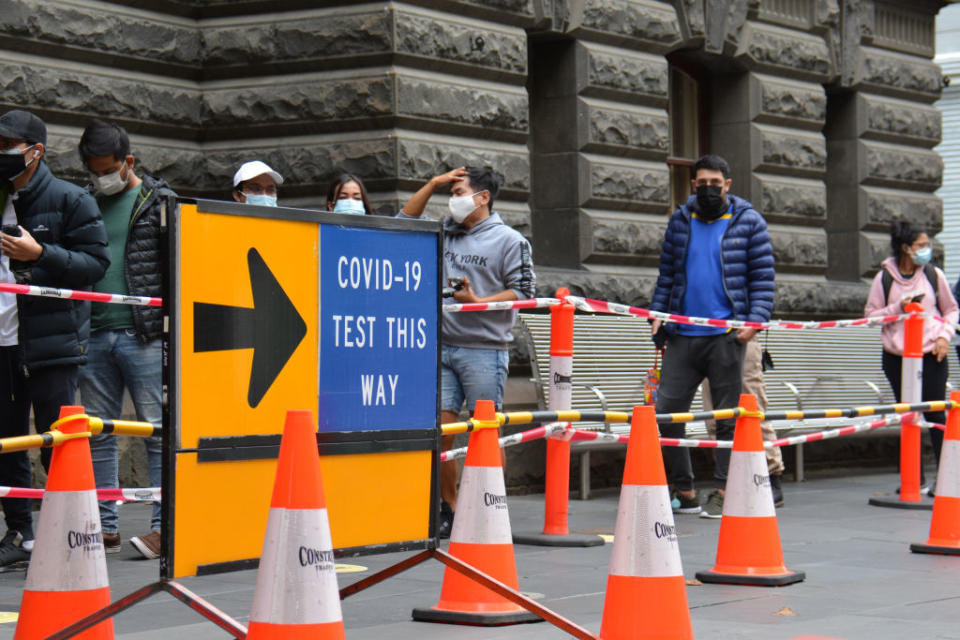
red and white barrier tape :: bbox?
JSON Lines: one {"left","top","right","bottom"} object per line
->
{"left": 442, "top": 293, "right": 957, "bottom": 331}
{"left": 440, "top": 414, "right": 911, "bottom": 461}
{"left": 0, "top": 486, "right": 160, "bottom": 501}
{"left": 0, "top": 282, "right": 161, "bottom": 307}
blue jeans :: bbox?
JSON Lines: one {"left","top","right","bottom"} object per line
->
{"left": 79, "top": 330, "right": 162, "bottom": 533}
{"left": 440, "top": 345, "right": 509, "bottom": 413}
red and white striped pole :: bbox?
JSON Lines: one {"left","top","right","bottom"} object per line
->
{"left": 870, "top": 301, "right": 933, "bottom": 509}
{"left": 514, "top": 287, "right": 602, "bottom": 547}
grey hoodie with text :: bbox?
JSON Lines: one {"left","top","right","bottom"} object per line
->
{"left": 399, "top": 211, "right": 536, "bottom": 349}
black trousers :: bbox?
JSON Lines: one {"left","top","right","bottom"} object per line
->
{"left": 881, "top": 350, "right": 947, "bottom": 475}
{"left": 655, "top": 333, "right": 746, "bottom": 491}
{"left": 33, "top": 364, "right": 80, "bottom": 472}
{"left": 0, "top": 346, "right": 32, "bottom": 539}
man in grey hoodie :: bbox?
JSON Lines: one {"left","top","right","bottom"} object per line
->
{"left": 400, "top": 166, "right": 535, "bottom": 538}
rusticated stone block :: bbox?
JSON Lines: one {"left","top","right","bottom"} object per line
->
{"left": 203, "top": 8, "right": 393, "bottom": 66}
{"left": 580, "top": 42, "right": 668, "bottom": 103}
{"left": 736, "top": 21, "right": 833, "bottom": 80}
{"left": 0, "top": 60, "right": 202, "bottom": 126}
{"left": 585, "top": 211, "right": 665, "bottom": 264}
{"left": 576, "top": 0, "right": 682, "bottom": 51}
{"left": 768, "top": 226, "right": 828, "bottom": 274}
{"left": 860, "top": 187, "right": 942, "bottom": 234}
{"left": 753, "top": 74, "right": 826, "bottom": 129}
{"left": 754, "top": 124, "right": 826, "bottom": 176}
{"left": 861, "top": 140, "right": 942, "bottom": 191}
{"left": 580, "top": 98, "right": 668, "bottom": 157}
{"left": 535, "top": 265, "right": 659, "bottom": 308}
{"left": 583, "top": 155, "right": 669, "bottom": 212}
{"left": 396, "top": 74, "right": 528, "bottom": 134}
{"left": 455, "top": 0, "right": 536, "bottom": 22}
{"left": 853, "top": 47, "right": 942, "bottom": 101}
{"left": 397, "top": 135, "right": 530, "bottom": 194}
{"left": 395, "top": 7, "right": 527, "bottom": 76}
{"left": 202, "top": 73, "right": 393, "bottom": 127}
{"left": 752, "top": 174, "right": 826, "bottom": 224}
{"left": 1, "top": 0, "right": 200, "bottom": 68}
{"left": 858, "top": 94, "right": 941, "bottom": 147}
{"left": 772, "top": 277, "right": 870, "bottom": 317}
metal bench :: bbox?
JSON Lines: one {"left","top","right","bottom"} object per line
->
{"left": 517, "top": 312, "right": 960, "bottom": 497}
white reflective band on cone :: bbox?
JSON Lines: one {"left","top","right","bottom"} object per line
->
{"left": 449, "top": 466, "right": 512, "bottom": 545}
{"left": 936, "top": 441, "right": 960, "bottom": 498}
{"left": 723, "top": 451, "right": 776, "bottom": 518}
{"left": 250, "top": 508, "right": 342, "bottom": 625}
{"left": 902, "top": 357, "right": 922, "bottom": 404}
{"left": 548, "top": 355, "right": 572, "bottom": 411}
{"left": 608, "top": 485, "right": 683, "bottom": 578}
{"left": 25, "top": 491, "right": 108, "bottom": 591}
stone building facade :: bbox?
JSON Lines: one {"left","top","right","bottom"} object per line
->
{"left": 0, "top": 0, "right": 952, "bottom": 318}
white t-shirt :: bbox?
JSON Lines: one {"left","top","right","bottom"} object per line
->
{"left": 0, "top": 195, "right": 19, "bottom": 346}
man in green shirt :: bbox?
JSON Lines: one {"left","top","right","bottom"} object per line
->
{"left": 78, "top": 120, "right": 174, "bottom": 559}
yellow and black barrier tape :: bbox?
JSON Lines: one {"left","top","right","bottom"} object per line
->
{"left": 439, "top": 400, "right": 959, "bottom": 435}
{"left": 0, "top": 414, "right": 161, "bottom": 454}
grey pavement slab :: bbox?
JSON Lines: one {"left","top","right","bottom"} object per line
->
{"left": 0, "top": 471, "right": 958, "bottom": 639}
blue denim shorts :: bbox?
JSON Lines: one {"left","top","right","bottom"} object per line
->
{"left": 440, "top": 345, "right": 509, "bottom": 414}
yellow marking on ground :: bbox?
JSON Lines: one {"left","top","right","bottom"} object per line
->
{"left": 599, "top": 534, "right": 614, "bottom": 544}
{"left": 0, "top": 612, "right": 18, "bottom": 623}
{"left": 335, "top": 564, "right": 368, "bottom": 574}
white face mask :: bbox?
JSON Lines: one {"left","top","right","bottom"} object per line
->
{"left": 448, "top": 192, "right": 479, "bottom": 223}
{"left": 92, "top": 165, "right": 128, "bottom": 196}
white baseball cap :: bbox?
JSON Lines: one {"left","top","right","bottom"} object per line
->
{"left": 233, "top": 160, "right": 284, "bottom": 187}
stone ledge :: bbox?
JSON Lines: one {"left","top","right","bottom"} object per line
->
{"left": 751, "top": 73, "right": 826, "bottom": 130}
{"left": 859, "top": 187, "right": 942, "bottom": 234}
{"left": 579, "top": 98, "right": 668, "bottom": 158}
{"left": 573, "top": 0, "right": 682, "bottom": 52}
{"left": 735, "top": 20, "right": 833, "bottom": 81}
{"left": 581, "top": 154, "right": 669, "bottom": 212}
{"left": 752, "top": 124, "right": 827, "bottom": 177}
{"left": 857, "top": 94, "right": 941, "bottom": 148}
{"left": 853, "top": 46, "right": 942, "bottom": 102}
{"left": 579, "top": 41, "right": 668, "bottom": 104}
{"left": 860, "top": 140, "right": 942, "bottom": 191}
{"left": 751, "top": 174, "right": 826, "bottom": 225}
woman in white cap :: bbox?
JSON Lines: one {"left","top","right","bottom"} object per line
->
{"left": 232, "top": 160, "right": 283, "bottom": 207}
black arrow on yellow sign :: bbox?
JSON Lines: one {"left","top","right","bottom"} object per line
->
{"left": 193, "top": 248, "right": 307, "bottom": 408}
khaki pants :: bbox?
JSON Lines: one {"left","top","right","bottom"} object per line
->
{"left": 701, "top": 336, "right": 784, "bottom": 475}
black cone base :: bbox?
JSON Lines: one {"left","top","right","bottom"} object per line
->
{"left": 412, "top": 606, "right": 543, "bottom": 626}
{"left": 512, "top": 531, "right": 604, "bottom": 547}
{"left": 695, "top": 568, "right": 805, "bottom": 587}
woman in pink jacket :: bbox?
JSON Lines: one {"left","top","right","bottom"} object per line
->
{"left": 864, "top": 220, "right": 959, "bottom": 488}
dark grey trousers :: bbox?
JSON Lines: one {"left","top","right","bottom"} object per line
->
{"left": 655, "top": 332, "right": 746, "bottom": 491}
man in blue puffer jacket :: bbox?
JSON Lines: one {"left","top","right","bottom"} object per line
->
{"left": 649, "top": 154, "right": 774, "bottom": 518}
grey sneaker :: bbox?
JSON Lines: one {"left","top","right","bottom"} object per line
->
{"left": 0, "top": 530, "right": 30, "bottom": 572}
{"left": 699, "top": 490, "right": 724, "bottom": 519}
{"left": 671, "top": 490, "right": 702, "bottom": 514}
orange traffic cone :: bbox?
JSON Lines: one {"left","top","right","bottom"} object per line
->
{"left": 247, "top": 410, "right": 344, "bottom": 640}
{"left": 696, "top": 394, "right": 805, "bottom": 586}
{"left": 15, "top": 405, "right": 114, "bottom": 640}
{"left": 912, "top": 390, "right": 960, "bottom": 554}
{"left": 413, "top": 400, "right": 540, "bottom": 625}
{"left": 599, "top": 404, "right": 693, "bottom": 640}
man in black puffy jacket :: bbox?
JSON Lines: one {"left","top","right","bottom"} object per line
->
{"left": 0, "top": 109, "right": 109, "bottom": 571}
{"left": 79, "top": 120, "right": 173, "bottom": 560}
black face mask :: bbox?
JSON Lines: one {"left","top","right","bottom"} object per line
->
{"left": 0, "top": 150, "right": 29, "bottom": 183}
{"left": 696, "top": 184, "right": 726, "bottom": 220}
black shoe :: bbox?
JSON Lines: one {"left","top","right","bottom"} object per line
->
{"left": 927, "top": 479, "right": 937, "bottom": 498}
{"left": 438, "top": 501, "right": 454, "bottom": 539}
{"left": 0, "top": 530, "right": 30, "bottom": 573}
{"left": 770, "top": 474, "right": 784, "bottom": 508}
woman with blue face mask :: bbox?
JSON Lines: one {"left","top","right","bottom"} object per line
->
{"left": 865, "top": 220, "right": 960, "bottom": 493}
{"left": 326, "top": 173, "right": 371, "bottom": 215}
{"left": 232, "top": 160, "right": 282, "bottom": 207}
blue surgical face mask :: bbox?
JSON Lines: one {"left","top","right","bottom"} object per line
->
{"left": 245, "top": 194, "right": 277, "bottom": 207}
{"left": 333, "top": 198, "right": 365, "bottom": 215}
{"left": 913, "top": 247, "right": 932, "bottom": 265}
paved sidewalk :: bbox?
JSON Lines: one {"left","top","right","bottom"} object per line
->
{"left": 0, "top": 471, "right": 958, "bottom": 639}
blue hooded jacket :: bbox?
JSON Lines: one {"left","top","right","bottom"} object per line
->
{"left": 651, "top": 193, "right": 775, "bottom": 333}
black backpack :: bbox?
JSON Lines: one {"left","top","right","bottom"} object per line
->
{"left": 881, "top": 263, "right": 941, "bottom": 312}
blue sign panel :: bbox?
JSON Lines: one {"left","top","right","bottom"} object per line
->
{"left": 319, "top": 225, "right": 438, "bottom": 432}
